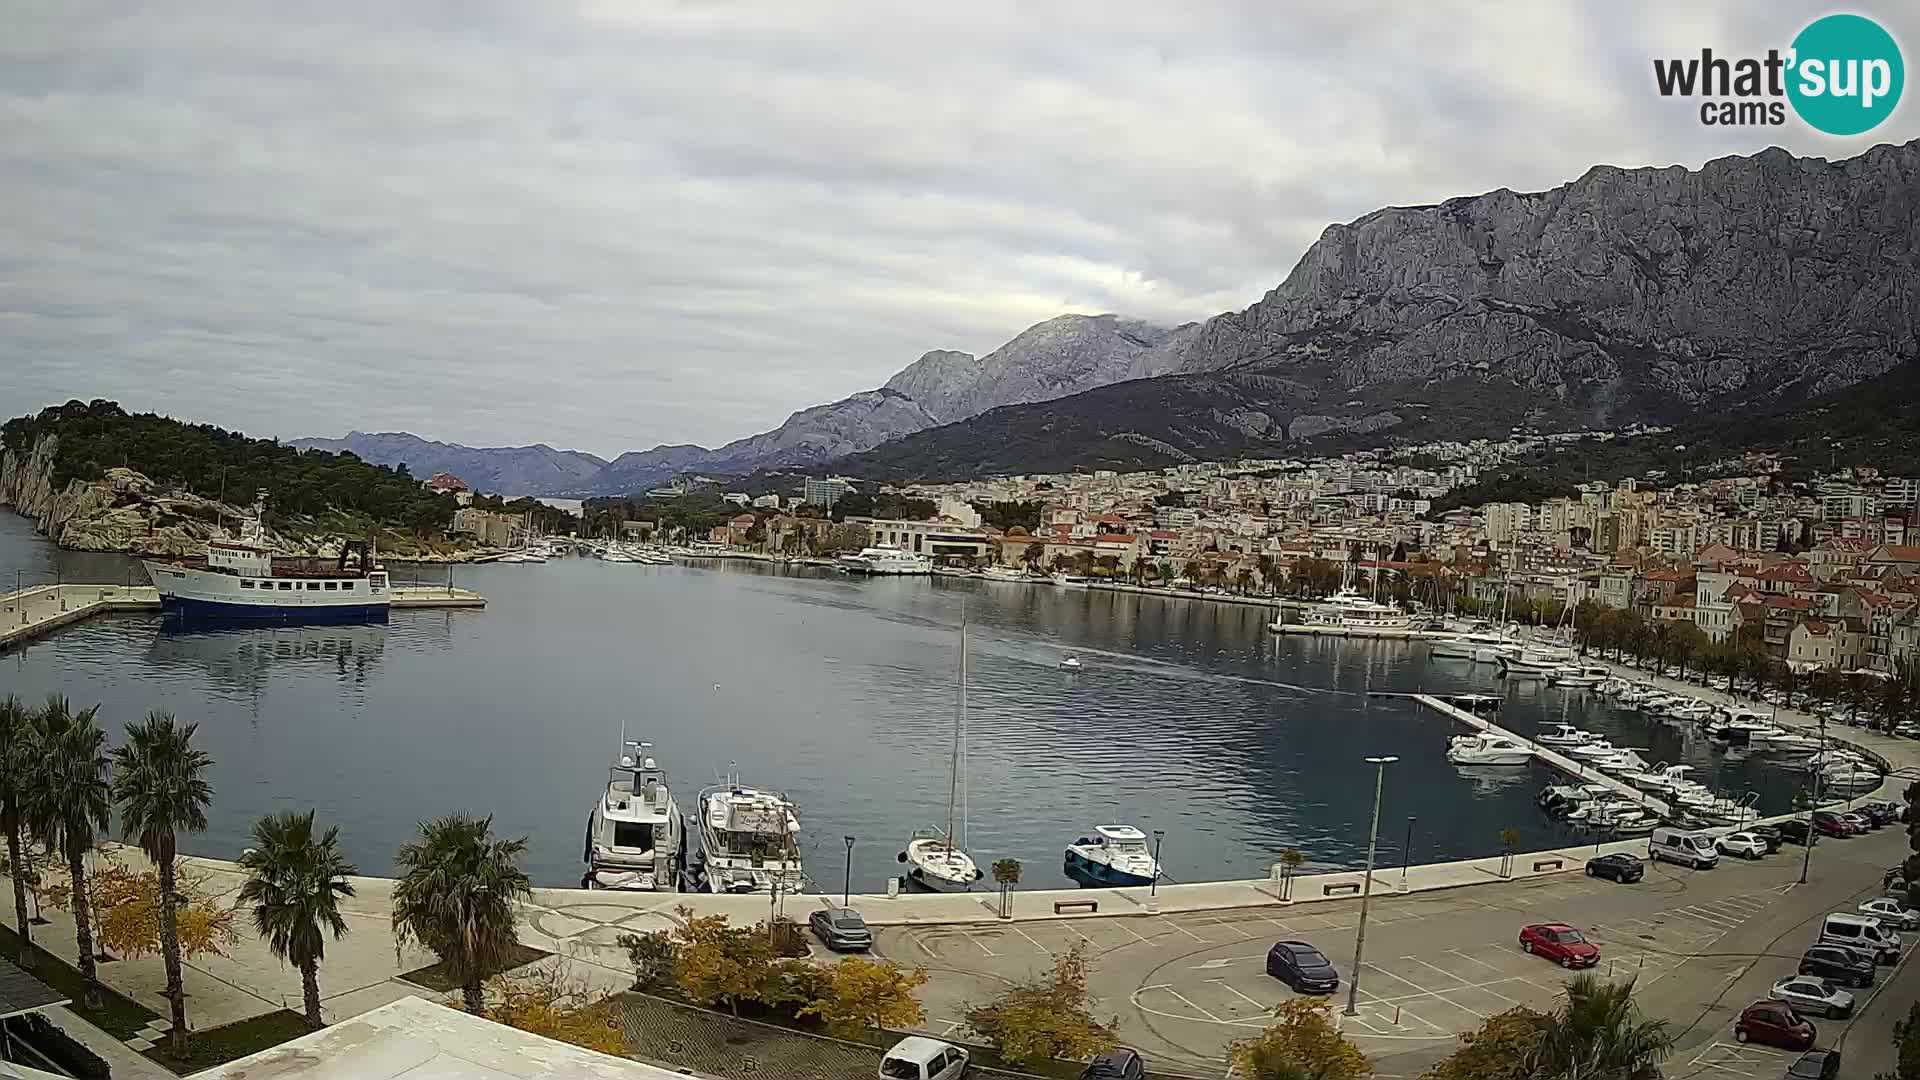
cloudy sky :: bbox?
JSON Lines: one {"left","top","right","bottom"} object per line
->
{"left": 4, "top": 2, "right": 1915, "bottom": 458}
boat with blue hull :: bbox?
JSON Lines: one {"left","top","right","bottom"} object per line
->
{"left": 1063, "top": 825, "right": 1160, "bottom": 888}
{"left": 142, "top": 503, "right": 391, "bottom": 624}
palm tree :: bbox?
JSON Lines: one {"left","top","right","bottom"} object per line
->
{"left": 111, "top": 711, "right": 214, "bottom": 1055}
{"left": 391, "top": 814, "right": 532, "bottom": 1014}
{"left": 0, "top": 696, "right": 33, "bottom": 965}
{"left": 23, "top": 696, "right": 112, "bottom": 1008}
{"left": 1528, "top": 974, "right": 1672, "bottom": 1079}
{"left": 237, "top": 811, "right": 357, "bottom": 1029}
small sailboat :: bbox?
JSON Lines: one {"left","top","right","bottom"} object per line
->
{"left": 904, "top": 614, "right": 984, "bottom": 893}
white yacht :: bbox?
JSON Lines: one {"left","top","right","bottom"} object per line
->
{"left": 838, "top": 545, "right": 933, "bottom": 576}
{"left": 1498, "top": 646, "right": 1574, "bottom": 677}
{"left": 1051, "top": 573, "right": 1093, "bottom": 588}
{"left": 690, "top": 773, "right": 805, "bottom": 894}
{"left": 905, "top": 615, "right": 983, "bottom": 893}
{"left": 1536, "top": 724, "right": 1598, "bottom": 748}
{"left": 980, "top": 566, "right": 1028, "bottom": 582}
{"left": 1063, "top": 825, "right": 1160, "bottom": 888}
{"left": 1429, "top": 630, "right": 1517, "bottom": 661}
{"left": 1298, "top": 588, "right": 1412, "bottom": 633}
{"left": 583, "top": 741, "right": 683, "bottom": 891}
{"left": 1446, "top": 732, "right": 1534, "bottom": 766}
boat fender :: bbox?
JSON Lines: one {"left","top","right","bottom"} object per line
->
{"left": 897, "top": 851, "right": 908, "bottom": 863}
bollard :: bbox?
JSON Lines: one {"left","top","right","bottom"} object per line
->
{"left": 1394, "top": 1005, "right": 1401, "bottom": 1026}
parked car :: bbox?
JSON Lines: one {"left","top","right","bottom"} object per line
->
{"left": 1747, "top": 824, "right": 1784, "bottom": 852}
{"left": 1785, "top": 1049, "right": 1843, "bottom": 1079}
{"left": 1080, "top": 1049, "right": 1147, "bottom": 1080}
{"left": 1897, "top": 723, "right": 1920, "bottom": 738}
{"left": 1735, "top": 1001, "right": 1816, "bottom": 1051}
{"left": 1886, "top": 865, "right": 1907, "bottom": 890}
{"left": 1769, "top": 976, "right": 1854, "bottom": 1019}
{"left": 809, "top": 907, "right": 873, "bottom": 952}
{"left": 880, "top": 1037, "right": 969, "bottom": 1080}
{"left": 1519, "top": 923, "right": 1599, "bottom": 969}
{"left": 1839, "top": 812, "right": 1876, "bottom": 833}
{"left": 1266, "top": 940, "right": 1340, "bottom": 993}
{"left": 1778, "top": 819, "right": 1815, "bottom": 846}
{"left": 1859, "top": 802, "right": 1899, "bottom": 826}
{"left": 1811, "top": 812, "right": 1853, "bottom": 838}
{"left": 1798, "top": 944, "right": 1876, "bottom": 988}
{"left": 1585, "top": 853, "right": 1644, "bottom": 883}
{"left": 1717, "top": 832, "right": 1769, "bottom": 860}
{"left": 1859, "top": 898, "right": 1920, "bottom": 931}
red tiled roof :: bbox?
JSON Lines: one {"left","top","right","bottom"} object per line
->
{"left": 1800, "top": 619, "right": 1832, "bottom": 637}
{"left": 1763, "top": 595, "right": 1813, "bottom": 611}
{"left": 1093, "top": 534, "right": 1136, "bottom": 545}
{"left": 1757, "top": 563, "right": 1814, "bottom": 581}
{"left": 1877, "top": 545, "right": 1920, "bottom": 561}
{"left": 1149, "top": 530, "right": 1179, "bottom": 540}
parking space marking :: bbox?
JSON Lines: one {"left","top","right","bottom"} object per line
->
{"left": 1210, "top": 979, "right": 1272, "bottom": 1010}
{"left": 1669, "top": 907, "right": 1743, "bottom": 930}
{"left": 1361, "top": 961, "right": 1436, "bottom": 999}
{"left": 1209, "top": 918, "right": 1257, "bottom": 939}
{"left": 1109, "top": 920, "right": 1152, "bottom": 946}
{"left": 1157, "top": 985, "right": 1228, "bottom": 1024}
{"left": 1008, "top": 925, "right": 1052, "bottom": 955}
{"left": 1053, "top": 920, "right": 1099, "bottom": 947}
{"left": 968, "top": 932, "right": 998, "bottom": 957}
{"left": 1446, "top": 948, "right": 1508, "bottom": 976}
{"left": 1401, "top": 956, "right": 1471, "bottom": 986}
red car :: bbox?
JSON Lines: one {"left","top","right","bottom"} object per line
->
{"left": 1736, "top": 1000, "right": 1816, "bottom": 1051}
{"left": 1519, "top": 923, "right": 1600, "bottom": 968}
{"left": 1812, "top": 812, "right": 1855, "bottom": 838}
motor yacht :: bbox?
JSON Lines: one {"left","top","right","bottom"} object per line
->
{"left": 1446, "top": 732, "right": 1534, "bottom": 766}
{"left": 1429, "top": 630, "right": 1517, "bottom": 661}
{"left": 689, "top": 774, "right": 806, "bottom": 895}
{"left": 1536, "top": 724, "right": 1598, "bottom": 748}
{"left": 583, "top": 741, "right": 683, "bottom": 891}
{"left": 1063, "top": 825, "right": 1161, "bottom": 888}
{"left": 838, "top": 545, "right": 934, "bottom": 575}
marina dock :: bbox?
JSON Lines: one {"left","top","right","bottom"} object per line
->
{"left": 1411, "top": 692, "right": 1674, "bottom": 817}
{"left": 1, "top": 582, "right": 486, "bottom": 650}
{"left": 1271, "top": 623, "right": 1448, "bottom": 639}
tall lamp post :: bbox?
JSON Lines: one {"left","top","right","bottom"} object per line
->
{"left": 1345, "top": 755, "right": 1398, "bottom": 1017}
{"left": 842, "top": 835, "right": 856, "bottom": 906}
{"left": 1399, "top": 816, "right": 1416, "bottom": 888}
{"left": 1150, "top": 830, "right": 1166, "bottom": 899}
{"left": 1800, "top": 711, "right": 1825, "bottom": 886}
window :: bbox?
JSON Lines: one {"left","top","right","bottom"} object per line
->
{"left": 240, "top": 580, "right": 254, "bottom": 589}
{"left": 323, "top": 581, "right": 338, "bottom": 590}
{"left": 341, "top": 582, "right": 355, "bottom": 591}
{"left": 306, "top": 582, "right": 321, "bottom": 591}
{"left": 611, "top": 822, "right": 653, "bottom": 849}
{"left": 278, "top": 582, "right": 293, "bottom": 591}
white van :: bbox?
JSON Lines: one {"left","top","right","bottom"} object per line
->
{"left": 1820, "top": 913, "right": 1904, "bottom": 964}
{"left": 1649, "top": 827, "right": 1719, "bottom": 869}
{"left": 880, "top": 1036, "right": 969, "bottom": 1080}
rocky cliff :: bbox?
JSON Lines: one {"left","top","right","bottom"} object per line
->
{"left": 843, "top": 140, "right": 1920, "bottom": 480}
{"left": 2, "top": 433, "right": 257, "bottom": 555}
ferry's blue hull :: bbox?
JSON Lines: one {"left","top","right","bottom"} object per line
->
{"left": 1063, "top": 848, "right": 1155, "bottom": 888}
{"left": 160, "top": 595, "right": 390, "bottom": 624}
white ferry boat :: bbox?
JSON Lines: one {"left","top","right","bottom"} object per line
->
{"left": 583, "top": 741, "right": 683, "bottom": 891}
{"left": 141, "top": 508, "right": 389, "bottom": 621}
{"left": 836, "top": 545, "right": 933, "bottom": 576}
{"left": 689, "top": 773, "right": 806, "bottom": 894}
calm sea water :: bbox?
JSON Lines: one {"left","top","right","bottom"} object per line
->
{"left": 0, "top": 513, "right": 1811, "bottom": 890}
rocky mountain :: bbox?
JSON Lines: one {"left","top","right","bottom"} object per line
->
{"left": 841, "top": 140, "right": 1920, "bottom": 481}
{"left": 882, "top": 315, "right": 1199, "bottom": 422}
{"left": 288, "top": 432, "right": 607, "bottom": 497}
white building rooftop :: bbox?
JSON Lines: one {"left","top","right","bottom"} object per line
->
{"left": 197, "top": 996, "right": 702, "bottom": 1080}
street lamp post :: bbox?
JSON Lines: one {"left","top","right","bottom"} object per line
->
{"left": 842, "top": 835, "right": 856, "bottom": 906}
{"left": 1151, "top": 830, "right": 1166, "bottom": 899}
{"left": 1345, "top": 755, "right": 1398, "bottom": 1017}
{"left": 1800, "top": 712, "right": 1826, "bottom": 886}
{"left": 1399, "top": 817, "right": 1416, "bottom": 887}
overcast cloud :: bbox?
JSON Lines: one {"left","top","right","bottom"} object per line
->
{"left": 3, "top": 1, "right": 1915, "bottom": 457}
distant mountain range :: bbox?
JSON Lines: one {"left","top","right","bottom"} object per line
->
{"left": 288, "top": 432, "right": 609, "bottom": 497}
{"left": 303, "top": 140, "right": 1920, "bottom": 494}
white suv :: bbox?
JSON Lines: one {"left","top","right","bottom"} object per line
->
{"left": 1715, "top": 832, "right": 1768, "bottom": 860}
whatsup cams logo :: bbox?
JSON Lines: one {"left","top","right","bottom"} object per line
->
{"left": 1653, "top": 13, "right": 1904, "bottom": 135}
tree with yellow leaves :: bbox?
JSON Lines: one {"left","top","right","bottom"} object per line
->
{"left": 802, "top": 956, "right": 928, "bottom": 1034}
{"left": 670, "top": 906, "right": 777, "bottom": 1016}
{"left": 1231, "top": 998, "right": 1371, "bottom": 1080}
{"left": 964, "top": 943, "right": 1116, "bottom": 1067}
{"left": 42, "top": 850, "right": 239, "bottom": 965}
{"left": 483, "top": 963, "right": 626, "bottom": 1057}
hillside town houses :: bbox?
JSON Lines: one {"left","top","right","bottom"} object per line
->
{"left": 728, "top": 432, "right": 1920, "bottom": 678}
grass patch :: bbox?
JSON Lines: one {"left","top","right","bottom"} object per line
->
{"left": 0, "top": 922, "right": 162, "bottom": 1040}
{"left": 142, "top": 1009, "right": 311, "bottom": 1074}
{"left": 398, "top": 943, "right": 551, "bottom": 992}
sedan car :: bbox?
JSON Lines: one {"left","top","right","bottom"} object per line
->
{"left": 1777, "top": 819, "right": 1815, "bottom": 846}
{"left": 1785, "top": 1049, "right": 1843, "bottom": 1079}
{"left": 1859, "top": 898, "right": 1920, "bottom": 930}
{"left": 1769, "top": 976, "right": 1854, "bottom": 1019}
{"left": 1519, "top": 923, "right": 1600, "bottom": 969}
{"left": 1080, "top": 1049, "right": 1146, "bottom": 1080}
{"left": 1735, "top": 1001, "right": 1815, "bottom": 1051}
{"left": 1799, "top": 944, "right": 1876, "bottom": 988}
{"left": 1266, "top": 941, "right": 1340, "bottom": 993}
{"left": 1585, "top": 853, "right": 1644, "bottom": 883}
{"left": 809, "top": 907, "right": 873, "bottom": 951}
{"left": 1811, "top": 812, "right": 1854, "bottom": 838}
{"left": 1717, "top": 832, "right": 1768, "bottom": 859}
{"left": 1840, "top": 812, "right": 1876, "bottom": 833}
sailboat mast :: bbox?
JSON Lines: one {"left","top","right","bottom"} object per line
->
{"left": 945, "top": 615, "right": 963, "bottom": 850}
{"left": 960, "top": 619, "right": 970, "bottom": 853}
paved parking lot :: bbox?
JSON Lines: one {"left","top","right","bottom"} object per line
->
{"left": 874, "top": 827, "right": 1913, "bottom": 1077}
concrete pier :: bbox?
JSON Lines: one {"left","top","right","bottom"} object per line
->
{"left": 1412, "top": 692, "right": 1674, "bottom": 817}
{"left": 0, "top": 582, "right": 485, "bottom": 650}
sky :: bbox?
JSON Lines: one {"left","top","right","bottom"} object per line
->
{"left": 3, "top": 2, "right": 1916, "bottom": 459}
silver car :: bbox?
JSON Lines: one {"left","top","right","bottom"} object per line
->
{"left": 1770, "top": 976, "right": 1855, "bottom": 1018}
{"left": 1859, "top": 898, "right": 1920, "bottom": 930}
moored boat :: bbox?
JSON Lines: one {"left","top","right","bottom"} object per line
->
{"left": 1063, "top": 825, "right": 1160, "bottom": 888}
{"left": 141, "top": 504, "right": 390, "bottom": 622}
{"left": 583, "top": 740, "right": 684, "bottom": 891}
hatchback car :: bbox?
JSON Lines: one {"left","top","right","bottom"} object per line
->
{"left": 1266, "top": 941, "right": 1340, "bottom": 993}
{"left": 1716, "top": 832, "right": 1768, "bottom": 859}
{"left": 1859, "top": 898, "right": 1920, "bottom": 930}
{"left": 1840, "top": 812, "right": 1875, "bottom": 833}
{"left": 810, "top": 907, "right": 874, "bottom": 951}
{"left": 1799, "top": 944, "right": 1875, "bottom": 988}
{"left": 1735, "top": 1001, "right": 1815, "bottom": 1051}
{"left": 1585, "top": 853, "right": 1644, "bottom": 883}
{"left": 1785, "top": 1049, "right": 1843, "bottom": 1079}
{"left": 1811, "top": 812, "right": 1853, "bottom": 838}
{"left": 1777, "top": 819, "right": 1815, "bottom": 845}
{"left": 1746, "top": 824, "right": 1784, "bottom": 851}
{"left": 1519, "top": 923, "right": 1599, "bottom": 969}
{"left": 1769, "top": 976, "right": 1854, "bottom": 1019}
{"left": 1080, "top": 1049, "right": 1146, "bottom": 1080}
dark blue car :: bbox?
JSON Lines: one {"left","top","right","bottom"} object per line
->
{"left": 1266, "top": 940, "right": 1339, "bottom": 993}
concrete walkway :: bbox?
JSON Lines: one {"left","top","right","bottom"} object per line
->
{"left": 41, "top": 1004, "right": 177, "bottom": 1080}
{"left": 0, "top": 584, "right": 157, "bottom": 649}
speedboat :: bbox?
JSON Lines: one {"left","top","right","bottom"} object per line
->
{"left": 1059, "top": 656, "right": 1083, "bottom": 670}
{"left": 1063, "top": 825, "right": 1160, "bottom": 888}
{"left": 1565, "top": 739, "right": 1625, "bottom": 762}
{"left": 689, "top": 775, "right": 806, "bottom": 895}
{"left": 1446, "top": 732, "right": 1534, "bottom": 766}
{"left": 1499, "top": 645, "right": 1575, "bottom": 677}
{"left": 1547, "top": 668, "right": 1604, "bottom": 688}
{"left": 1536, "top": 724, "right": 1598, "bottom": 748}
{"left": 583, "top": 740, "right": 684, "bottom": 891}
